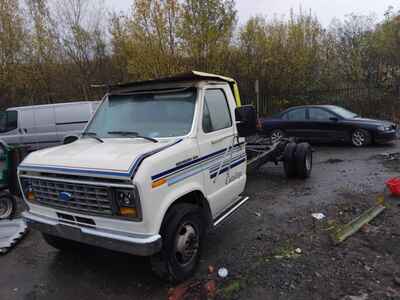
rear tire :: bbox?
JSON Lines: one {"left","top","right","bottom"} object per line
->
{"left": 283, "top": 142, "right": 297, "bottom": 178}
{"left": 295, "top": 143, "right": 312, "bottom": 179}
{"left": 351, "top": 129, "right": 371, "bottom": 147}
{"left": 0, "top": 192, "right": 16, "bottom": 220}
{"left": 151, "top": 204, "right": 205, "bottom": 283}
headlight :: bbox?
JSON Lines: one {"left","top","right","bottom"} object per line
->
{"left": 114, "top": 186, "right": 141, "bottom": 219}
{"left": 377, "top": 125, "right": 392, "bottom": 131}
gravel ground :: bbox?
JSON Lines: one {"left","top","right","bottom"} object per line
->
{"left": 1, "top": 141, "right": 400, "bottom": 300}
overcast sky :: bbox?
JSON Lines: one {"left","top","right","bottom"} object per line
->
{"left": 106, "top": 0, "right": 400, "bottom": 26}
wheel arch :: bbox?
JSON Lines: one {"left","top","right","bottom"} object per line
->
{"left": 156, "top": 189, "right": 212, "bottom": 234}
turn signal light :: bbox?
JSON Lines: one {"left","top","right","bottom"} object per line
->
{"left": 26, "top": 191, "right": 36, "bottom": 202}
{"left": 152, "top": 178, "right": 166, "bottom": 189}
{"left": 119, "top": 207, "right": 137, "bottom": 217}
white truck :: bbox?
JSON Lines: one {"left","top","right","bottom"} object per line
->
{"left": 18, "top": 72, "right": 312, "bottom": 282}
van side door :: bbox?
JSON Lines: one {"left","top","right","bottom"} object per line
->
{"left": 197, "top": 86, "right": 246, "bottom": 218}
{"left": 31, "top": 107, "right": 59, "bottom": 149}
{"left": 55, "top": 103, "right": 92, "bottom": 141}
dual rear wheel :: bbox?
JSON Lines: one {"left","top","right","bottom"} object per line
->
{"left": 283, "top": 142, "right": 313, "bottom": 179}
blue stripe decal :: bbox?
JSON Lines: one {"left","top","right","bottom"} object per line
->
{"left": 151, "top": 142, "right": 245, "bottom": 181}
{"left": 210, "top": 158, "right": 246, "bottom": 179}
{"left": 19, "top": 139, "right": 182, "bottom": 178}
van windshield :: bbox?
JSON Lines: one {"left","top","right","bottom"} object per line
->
{"left": 85, "top": 88, "right": 197, "bottom": 139}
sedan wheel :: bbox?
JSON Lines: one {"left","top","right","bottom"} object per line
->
{"left": 270, "top": 129, "right": 285, "bottom": 144}
{"left": 351, "top": 129, "right": 371, "bottom": 147}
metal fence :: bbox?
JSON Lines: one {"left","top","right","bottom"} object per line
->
{"left": 242, "top": 85, "right": 400, "bottom": 121}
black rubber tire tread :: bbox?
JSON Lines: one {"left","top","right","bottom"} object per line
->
{"left": 283, "top": 142, "right": 297, "bottom": 178}
{"left": 351, "top": 129, "right": 371, "bottom": 147}
{"left": 150, "top": 203, "right": 205, "bottom": 283}
{"left": 295, "top": 142, "right": 313, "bottom": 179}
{"left": 0, "top": 191, "right": 16, "bottom": 220}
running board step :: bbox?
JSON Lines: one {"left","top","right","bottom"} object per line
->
{"left": 213, "top": 196, "right": 250, "bottom": 227}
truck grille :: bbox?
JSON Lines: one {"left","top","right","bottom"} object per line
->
{"left": 28, "top": 178, "right": 113, "bottom": 216}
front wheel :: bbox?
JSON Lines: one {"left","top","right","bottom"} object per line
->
{"left": 151, "top": 204, "right": 205, "bottom": 283}
{"left": 351, "top": 129, "right": 371, "bottom": 147}
{"left": 0, "top": 192, "right": 16, "bottom": 220}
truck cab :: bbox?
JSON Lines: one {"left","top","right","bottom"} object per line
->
{"left": 18, "top": 72, "right": 256, "bottom": 282}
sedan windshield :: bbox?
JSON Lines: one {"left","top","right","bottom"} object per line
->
{"left": 329, "top": 106, "right": 358, "bottom": 119}
{"left": 85, "top": 88, "right": 197, "bottom": 139}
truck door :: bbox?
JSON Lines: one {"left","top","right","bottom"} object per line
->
{"left": 198, "top": 86, "right": 246, "bottom": 217}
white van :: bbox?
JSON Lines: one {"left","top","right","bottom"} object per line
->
{"left": 0, "top": 101, "right": 99, "bottom": 150}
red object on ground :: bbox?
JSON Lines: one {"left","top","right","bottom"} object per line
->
{"left": 386, "top": 178, "right": 400, "bottom": 196}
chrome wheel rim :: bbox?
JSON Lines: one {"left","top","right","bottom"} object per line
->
{"left": 271, "top": 130, "right": 284, "bottom": 144}
{"left": 0, "top": 197, "right": 13, "bottom": 219}
{"left": 352, "top": 131, "right": 365, "bottom": 147}
{"left": 305, "top": 151, "right": 312, "bottom": 171}
{"left": 175, "top": 223, "right": 199, "bottom": 267}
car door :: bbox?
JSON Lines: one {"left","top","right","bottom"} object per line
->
{"left": 281, "top": 108, "right": 308, "bottom": 138}
{"left": 197, "top": 87, "right": 245, "bottom": 217}
{"left": 308, "top": 107, "right": 345, "bottom": 141}
{"left": 19, "top": 109, "right": 37, "bottom": 149}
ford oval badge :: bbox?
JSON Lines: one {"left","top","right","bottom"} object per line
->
{"left": 59, "top": 192, "right": 73, "bottom": 201}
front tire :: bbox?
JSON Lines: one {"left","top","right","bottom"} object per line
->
{"left": 151, "top": 204, "right": 205, "bottom": 283}
{"left": 351, "top": 129, "right": 371, "bottom": 147}
{"left": 0, "top": 192, "right": 16, "bottom": 220}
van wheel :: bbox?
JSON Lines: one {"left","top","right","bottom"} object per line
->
{"left": 63, "top": 136, "right": 78, "bottom": 145}
{"left": 150, "top": 204, "right": 205, "bottom": 283}
{"left": 295, "top": 143, "right": 312, "bottom": 179}
{"left": 283, "top": 142, "right": 297, "bottom": 178}
{"left": 0, "top": 192, "right": 16, "bottom": 220}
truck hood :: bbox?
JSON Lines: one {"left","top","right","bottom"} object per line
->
{"left": 20, "top": 138, "right": 180, "bottom": 179}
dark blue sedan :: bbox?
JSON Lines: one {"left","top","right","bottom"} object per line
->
{"left": 259, "top": 105, "right": 397, "bottom": 147}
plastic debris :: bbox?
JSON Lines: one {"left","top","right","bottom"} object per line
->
{"left": 311, "top": 213, "right": 326, "bottom": 220}
{"left": 218, "top": 267, "right": 229, "bottom": 278}
{"left": 254, "top": 212, "right": 261, "bottom": 217}
{"left": 295, "top": 248, "right": 302, "bottom": 254}
{"left": 0, "top": 219, "right": 28, "bottom": 254}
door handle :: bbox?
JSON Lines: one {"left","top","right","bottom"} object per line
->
{"left": 211, "top": 134, "right": 234, "bottom": 145}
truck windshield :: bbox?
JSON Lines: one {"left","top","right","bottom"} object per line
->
{"left": 85, "top": 88, "right": 197, "bottom": 139}
{"left": 0, "top": 111, "right": 17, "bottom": 133}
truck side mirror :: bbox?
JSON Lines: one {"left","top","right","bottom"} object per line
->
{"left": 235, "top": 105, "right": 257, "bottom": 137}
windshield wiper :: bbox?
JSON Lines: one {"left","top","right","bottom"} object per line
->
{"left": 108, "top": 131, "right": 158, "bottom": 143}
{"left": 82, "top": 132, "right": 104, "bottom": 143}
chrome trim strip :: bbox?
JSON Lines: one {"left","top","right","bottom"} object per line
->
{"left": 213, "top": 196, "right": 249, "bottom": 227}
{"left": 19, "top": 175, "right": 134, "bottom": 188}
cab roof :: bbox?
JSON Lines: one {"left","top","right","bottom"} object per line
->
{"left": 110, "top": 71, "right": 242, "bottom": 106}
{"left": 111, "top": 71, "right": 236, "bottom": 91}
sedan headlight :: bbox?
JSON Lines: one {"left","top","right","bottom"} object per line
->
{"left": 114, "top": 186, "right": 141, "bottom": 219}
{"left": 377, "top": 125, "right": 392, "bottom": 132}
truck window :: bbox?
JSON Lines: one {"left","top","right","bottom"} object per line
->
{"left": 202, "top": 89, "right": 232, "bottom": 133}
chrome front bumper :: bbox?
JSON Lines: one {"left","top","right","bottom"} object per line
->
{"left": 22, "top": 212, "right": 162, "bottom": 256}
